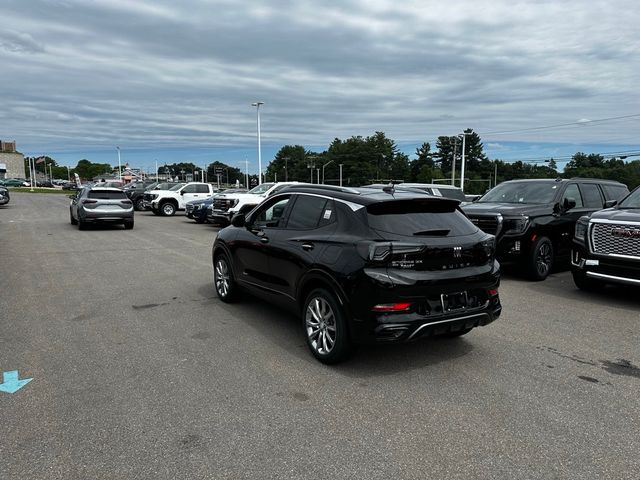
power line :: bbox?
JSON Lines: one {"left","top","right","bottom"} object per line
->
{"left": 480, "top": 113, "right": 640, "bottom": 136}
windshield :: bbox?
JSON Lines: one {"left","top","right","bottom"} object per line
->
{"left": 479, "top": 182, "right": 559, "bottom": 204}
{"left": 618, "top": 187, "right": 640, "bottom": 208}
{"left": 169, "top": 183, "right": 185, "bottom": 191}
{"left": 248, "top": 183, "right": 275, "bottom": 195}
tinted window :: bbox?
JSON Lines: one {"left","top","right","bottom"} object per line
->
{"left": 287, "top": 195, "right": 329, "bottom": 230}
{"left": 195, "top": 184, "right": 210, "bottom": 194}
{"left": 602, "top": 184, "right": 629, "bottom": 201}
{"left": 254, "top": 197, "right": 290, "bottom": 228}
{"left": 367, "top": 199, "right": 476, "bottom": 237}
{"left": 580, "top": 183, "right": 603, "bottom": 208}
{"left": 618, "top": 187, "right": 640, "bottom": 208}
{"left": 88, "top": 190, "right": 127, "bottom": 200}
{"left": 182, "top": 184, "right": 197, "bottom": 193}
{"left": 563, "top": 184, "right": 583, "bottom": 208}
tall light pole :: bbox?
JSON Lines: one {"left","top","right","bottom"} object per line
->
{"left": 238, "top": 160, "right": 249, "bottom": 188}
{"left": 116, "top": 146, "right": 122, "bottom": 180}
{"left": 251, "top": 101, "right": 264, "bottom": 184}
{"left": 459, "top": 132, "right": 470, "bottom": 192}
{"left": 322, "top": 160, "right": 334, "bottom": 184}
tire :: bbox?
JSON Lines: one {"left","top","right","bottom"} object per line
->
{"left": 303, "top": 288, "right": 352, "bottom": 364}
{"left": 160, "top": 201, "right": 176, "bottom": 216}
{"left": 527, "top": 236, "right": 554, "bottom": 281}
{"left": 124, "top": 219, "right": 134, "bottom": 230}
{"left": 214, "top": 253, "right": 240, "bottom": 302}
{"left": 134, "top": 198, "right": 145, "bottom": 211}
{"left": 70, "top": 211, "right": 78, "bottom": 225}
{"left": 195, "top": 217, "right": 206, "bottom": 224}
{"left": 572, "top": 270, "right": 602, "bottom": 291}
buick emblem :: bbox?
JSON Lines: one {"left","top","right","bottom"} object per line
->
{"left": 611, "top": 227, "right": 640, "bottom": 238}
{"left": 453, "top": 246, "right": 462, "bottom": 258}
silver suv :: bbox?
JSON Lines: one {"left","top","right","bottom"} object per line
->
{"left": 69, "top": 187, "right": 134, "bottom": 230}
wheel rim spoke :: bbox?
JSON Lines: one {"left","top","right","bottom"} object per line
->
{"left": 305, "top": 296, "right": 336, "bottom": 355}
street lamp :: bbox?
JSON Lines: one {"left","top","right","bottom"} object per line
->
{"left": 116, "top": 146, "right": 122, "bottom": 180}
{"left": 458, "top": 132, "right": 471, "bottom": 192}
{"left": 251, "top": 101, "right": 264, "bottom": 184}
{"left": 322, "top": 160, "right": 334, "bottom": 184}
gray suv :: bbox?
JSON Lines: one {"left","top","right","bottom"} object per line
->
{"left": 69, "top": 187, "right": 134, "bottom": 230}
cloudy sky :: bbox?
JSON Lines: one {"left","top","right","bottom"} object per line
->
{"left": 2, "top": 0, "right": 639, "bottom": 173}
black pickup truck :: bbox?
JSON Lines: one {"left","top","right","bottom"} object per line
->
{"left": 462, "top": 178, "right": 629, "bottom": 280}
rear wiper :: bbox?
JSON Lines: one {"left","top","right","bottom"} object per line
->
{"left": 413, "top": 229, "right": 450, "bottom": 236}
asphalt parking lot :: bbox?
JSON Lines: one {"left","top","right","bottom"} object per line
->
{"left": 1, "top": 192, "right": 639, "bottom": 480}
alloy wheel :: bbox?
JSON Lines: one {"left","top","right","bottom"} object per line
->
{"left": 215, "top": 258, "right": 230, "bottom": 298}
{"left": 305, "top": 296, "right": 337, "bottom": 355}
{"left": 536, "top": 243, "right": 552, "bottom": 276}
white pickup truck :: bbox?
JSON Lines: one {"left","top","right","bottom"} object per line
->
{"left": 208, "top": 182, "right": 303, "bottom": 225}
{"left": 149, "top": 182, "right": 215, "bottom": 216}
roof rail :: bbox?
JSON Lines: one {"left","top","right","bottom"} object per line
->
{"left": 284, "top": 184, "right": 362, "bottom": 194}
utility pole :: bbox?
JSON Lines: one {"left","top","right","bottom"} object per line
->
{"left": 339, "top": 164, "right": 343, "bottom": 186}
{"left": 451, "top": 136, "right": 457, "bottom": 186}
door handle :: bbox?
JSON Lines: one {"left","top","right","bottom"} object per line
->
{"left": 260, "top": 236, "right": 269, "bottom": 243}
{"left": 301, "top": 243, "right": 314, "bottom": 251}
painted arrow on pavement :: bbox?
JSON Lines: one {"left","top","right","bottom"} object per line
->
{"left": 0, "top": 370, "right": 33, "bottom": 394}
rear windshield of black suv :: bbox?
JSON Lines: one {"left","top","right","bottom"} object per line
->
{"left": 367, "top": 199, "right": 476, "bottom": 237}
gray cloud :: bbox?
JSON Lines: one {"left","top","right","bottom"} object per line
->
{"left": 1, "top": 0, "right": 639, "bottom": 163}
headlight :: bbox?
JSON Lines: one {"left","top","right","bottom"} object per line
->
{"left": 503, "top": 215, "right": 529, "bottom": 234}
{"left": 574, "top": 218, "right": 588, "bottom": 240}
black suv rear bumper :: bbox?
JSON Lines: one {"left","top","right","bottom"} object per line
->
{"left": 347, "top": 263, "right": 502, "bottom": 343}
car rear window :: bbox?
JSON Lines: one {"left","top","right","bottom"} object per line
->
{"left": 88, "top": 190, "right": 127, "bottom": 200}
{"left": 367, "top": 199, "right": 476, "bottom": 237}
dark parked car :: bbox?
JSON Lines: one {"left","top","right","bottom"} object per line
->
{"left": 462, "top": 178, "right": 629, "bottom": 280}
{"left": 186, "top": 196, "right": 215, "bottom": 223}
{"left": 123, "top": 181, "right": 179, "bottom": 210}
{"left": 212, "top": 185, "right": 501, "bottom": 364}
{"left": 69, "top": 187, "right": 134, "bottom": 230}
{"left": 572, "top": 186, "right": 640, "bottom": 290}
{"left": 0, "top": 186, "right": 9, "bottom": 205}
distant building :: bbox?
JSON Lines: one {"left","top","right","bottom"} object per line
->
{"left": 0, "top": 140, "right": 25, "bottom": 179}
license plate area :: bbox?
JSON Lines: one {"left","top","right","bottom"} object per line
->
{"left": 441, "top": 291, "right": 468, "bottom": 312}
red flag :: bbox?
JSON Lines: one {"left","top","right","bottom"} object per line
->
{"left": 35, "top": 156, "right": 46, "bottom": 164}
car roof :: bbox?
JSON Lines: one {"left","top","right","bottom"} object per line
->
{"left": 500, "top": 178, "right": 624, "bottom": 185}
{"left": 280, "top": 185, "right": 459, "bottom": 206}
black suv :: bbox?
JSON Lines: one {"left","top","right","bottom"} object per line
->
{"left": 212, "top": 185, "right": 501, "bottom": 364}
{"left": 462, "top": 178, "right": 629, "bottom": 280}
{"left": 572, "top": 186, "right": 640, "bottom": 290}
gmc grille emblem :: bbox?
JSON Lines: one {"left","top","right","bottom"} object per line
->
{"left": 453, "top": 246, "right": 462, "bottom": 258}
{"left": 611, "top": 227, "right": 640, "bottom": 238}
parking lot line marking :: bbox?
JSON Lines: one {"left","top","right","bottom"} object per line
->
{"left": 0, "top": 370, "right": 33, "bottom": 394}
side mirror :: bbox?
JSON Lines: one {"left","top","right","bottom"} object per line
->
{"left": 180, "top": 191, "right": 185, "bottom": 195}
{"left": 231, "top": 213, "right": 246, "bottom": 227}
{"left": 563, "top": 197, "right": 576, "bottom": 211}
{"left": 603, "top": 200, "right": 617, "bottom": 208}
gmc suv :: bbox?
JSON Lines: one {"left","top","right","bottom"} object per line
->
{"left": 212, "top": 185, "right": 501, "bottom": 364}
{"left": 208, "top": 182, "right": 305, "bottom": 226}
{"left": 462, "top": 178, "right": 628, "bottom": 280}
{"left": 572, "top": 186, "right": 640, "bottom": 290}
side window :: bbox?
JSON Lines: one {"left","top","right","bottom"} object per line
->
{"left": 602, "top": 184, "right": 629, "bottom": 201}
{"left": 195, "top": 184, "right": 210, "bottom": 194}
{"left": 182, "top": 184, "right": 197, "bottom": 194}
{"left": 287, "top": 195, "right": 331, "bottom": 230}
{"left": 579, "top": 183, "right": 604, "bottom": 208}
{"left": 253, "top": 197, "right": 290, "bottom": 228}
{"left": 317, "top": 200, "right": 336, "bottom": 227}
{"left": 562, "top": 184, "right": 583, "bottom": 208}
